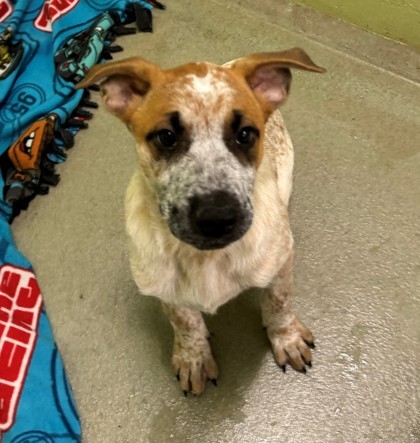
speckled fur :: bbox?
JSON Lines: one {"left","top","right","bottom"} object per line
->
{"left": 125, "top": 108, "right": 293, "bottom": 313}
{"left": 77, "top": 49, "right": 325, "bottom": 395}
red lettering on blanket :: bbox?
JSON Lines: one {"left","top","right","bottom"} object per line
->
{"left": 34, "top": 0, "right": 79, "bottom": 32}
{"left": 0, "top": 271, "right": 19, "bottom": 300}
{"left": 0, "top": 384, "right": 13, "bottom": 424}
{"left": 15, "top": 279, "right": 40, "bottom": 310}
{"left": 7, "top": 324, "right": 31, "bottom": 345}
{"left": 0, "top": 266, "right": 42, "bottom": 432}
{"left": 0, "top": 294, "right": 12, "bottom": 321}
{"left": 12, "top": 309, "right": 34, "bottom": 329}
{"left": 0, "top": 0, "right": 13, "bottom": 23}
{"left": 0, "top": 342, "right": 26, "bottom": 382}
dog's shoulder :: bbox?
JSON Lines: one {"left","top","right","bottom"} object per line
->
{"left": 261, "top": 109, "right": 294, "bottom": 207}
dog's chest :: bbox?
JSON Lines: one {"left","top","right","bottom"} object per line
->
{"left": 167, "top": 251, "right": 247, "bottom": 312}
{"left": 128, "top": 221, "right": 290, "bottom": 313}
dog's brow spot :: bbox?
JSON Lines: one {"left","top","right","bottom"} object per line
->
{"left": 190, "top": 73, "right": 221, "bottom": 95}
{"left": 184, "top": 68, "right": 232, "bottom": 100}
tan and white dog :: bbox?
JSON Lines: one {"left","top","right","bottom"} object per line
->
{"left": 77, "top": 48, "right": 325, "bottom": 396}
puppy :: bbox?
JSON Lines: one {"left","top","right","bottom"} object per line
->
{"left": 77, "top": 48, "right": 326, "bottom": 396}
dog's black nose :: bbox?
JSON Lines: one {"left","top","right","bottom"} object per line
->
{"left": 190, "top": 192, "right": 241, "bottom": 239}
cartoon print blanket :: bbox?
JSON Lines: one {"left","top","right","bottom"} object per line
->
{"left": 0, "top": 1, "right": 160, "bottom": 441}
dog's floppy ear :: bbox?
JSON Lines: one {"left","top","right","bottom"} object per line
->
{"left": 76, "top": 57, "right": 163, "bottom": 122}
{"left": 228, "top": 48, "right": 326, "bottom": 111}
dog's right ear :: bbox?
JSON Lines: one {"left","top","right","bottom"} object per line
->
{"left": 76, "top": 57, "right": 163, "bottom": 122}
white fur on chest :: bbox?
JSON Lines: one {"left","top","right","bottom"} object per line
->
{"left": 125, "top": 110, "right": 294, "bottom": 313}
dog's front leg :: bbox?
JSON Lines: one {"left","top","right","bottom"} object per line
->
{"left": 261, "top": 253, "right": 315, "bottom": 372}
{"left": 162, "top": 303, "right": 218, "bottom": 396}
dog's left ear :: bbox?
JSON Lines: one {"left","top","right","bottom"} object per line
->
{"left": 228, "top": 48, "right": 326, "bottom": 111}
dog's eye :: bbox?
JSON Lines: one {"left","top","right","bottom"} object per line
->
{"left": 236, "top": 127, "right": 257, "bottom": 146}
{"left": 155, "top": 129, "right": 177, "bottom": 148}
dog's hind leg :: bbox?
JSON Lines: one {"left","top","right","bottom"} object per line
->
{"left": 261, "top": 252, "right": 315, "bottom": 373}
{"left": 162, "top": 303, "right": 218, "bottom": 396}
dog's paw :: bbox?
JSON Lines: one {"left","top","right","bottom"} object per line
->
{"left": 172, "top": 339, "right": 219, "bottom": 396}
{"left": 266, "top": 315, "right": 315, "bottom": 373}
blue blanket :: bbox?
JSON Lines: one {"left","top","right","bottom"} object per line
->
{"left": 0, "top": 1, "right": 158, "bottom": 441}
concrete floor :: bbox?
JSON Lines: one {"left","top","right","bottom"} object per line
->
{"left": 12, "top": 0, "right": 420, "bottom": 442}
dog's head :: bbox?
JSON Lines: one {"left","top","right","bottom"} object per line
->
{"left": 77, "top": 49, "right": 325, "bottom": 250}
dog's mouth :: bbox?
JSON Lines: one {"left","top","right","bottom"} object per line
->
{"left": 166, "top": 191, "right": 253, "bottom": 250}
{"left": 181, "top": 220, "right": 252, "bottom": 250}
{"left": 171, "top": 219, "right": 252, "bottom": 250}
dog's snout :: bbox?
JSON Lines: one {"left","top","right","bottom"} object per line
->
{"left": 190, "top": 192, "right": 241, "bottom": 239}
{"left": 195, "top": 208, "right": 237, "bottom": 238}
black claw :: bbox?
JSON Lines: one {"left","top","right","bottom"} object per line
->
{"left": 211, "top": 379, "right": 218, "bottom": 387}
{"left": 280, "top": 364, "right": 286, "bottom": 373}
{"left": 176, "top": 374, "right": 180, "bottom": 381}
{"left": 307, "top": 361, "right": 312, "bottom": 368}
{"left": 304, "top": 340, "right": 316, "bottom": 349}
{"left": 183, "top": 390, "right": 188, "bottom": 397}
{"left": 300, "top": 367, "right": 307, "bottom": 374}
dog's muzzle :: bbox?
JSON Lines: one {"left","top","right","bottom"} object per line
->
{"left": 169, "top": 191, "right": 253, "bottom": 250}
